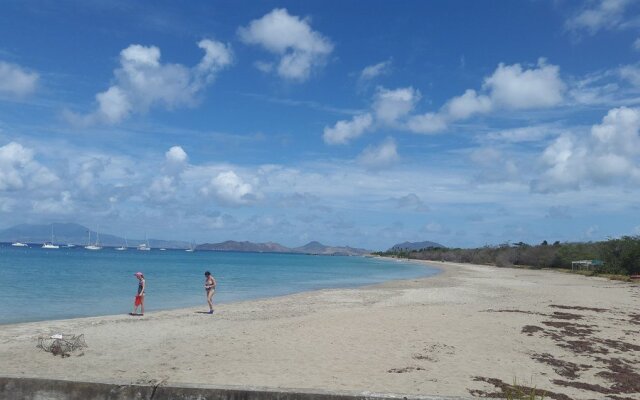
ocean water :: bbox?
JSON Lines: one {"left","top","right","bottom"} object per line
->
{"left": 0, "top": 244, "right": 439, "bottom": 324}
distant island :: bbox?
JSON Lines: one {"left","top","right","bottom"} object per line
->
{"left": 196, "top": 240, "right": 370, "bottom": 256}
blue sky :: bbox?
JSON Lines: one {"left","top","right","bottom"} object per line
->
{"left": 1, "top": 0, "right": 640, "bottom": 249}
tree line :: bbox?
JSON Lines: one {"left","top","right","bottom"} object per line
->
{"left": 375, "top": 236, "right": 640, "bottom": 276}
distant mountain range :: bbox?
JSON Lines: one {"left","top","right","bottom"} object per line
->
{"left": 0, "top": 223, "right": 372, "bottom": 255}
{"left": 389, "top": 240, "right": 445, "bottom": 251}
{"left": 197, "top": 240, "right": 371, "bottom": 256}
{"left": 0, "top": 223, "right": 189, "bottom": 249}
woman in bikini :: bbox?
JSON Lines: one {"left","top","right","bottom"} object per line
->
{"left": 204, "top": 271, "right": 216, "bottom": 314}
{"left": 131, "top": 272, "right": 145, "bottom": 316}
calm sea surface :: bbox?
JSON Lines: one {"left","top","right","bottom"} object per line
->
{"left": 0, "top": 244, "right": 439, "bottom": 324}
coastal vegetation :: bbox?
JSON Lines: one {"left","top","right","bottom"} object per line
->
{"left": 377, "top": 236, "right": 640, "bottom": 276}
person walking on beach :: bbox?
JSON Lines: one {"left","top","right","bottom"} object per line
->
{"left": 204, "top": 271, "right": 216, "bottom": 314}
{"left": 131, "top": 272, "right": 145, "bottom": 316}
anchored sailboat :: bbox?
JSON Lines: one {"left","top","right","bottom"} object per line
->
{"left": 42, "top": 225, "right": 59, "bottom": 249}
{"left": 137, "top": 234, "right": 151, "bottom": 251}
{"left": 115, "top": 237, "right": 128, "bottom": 251}
{"left": 84, "top": 227, "right": 102, "bottom": 250}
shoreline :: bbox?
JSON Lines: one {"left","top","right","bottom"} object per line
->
{"left": 1, "top": 261, "right": 638, "bottom": 399}
{"left": 0, "top": 257, "right": 442, "bottom": 327}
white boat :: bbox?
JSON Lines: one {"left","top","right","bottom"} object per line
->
{"left": 11, "top": 242, "right": 28, "bottom": 247}
{"left": 159, "top": 248, "right": 166, "bottom": 251}
{"left": 185, "top": 241, "right": 195, "bottom": 252}
{"left": 84, "top": 227, "right": 102, "bottom": 251}
{"left": 115, "top": 238, "right": 128, "bottom": 251}
{"left": 42, "top": 225, "right": 59, "bottom": 249}
{"left": 65, "top": 244, "right": 75, "bottom": 248}
{"left": 138, "top": 234, "right": 151, "bottom": 251}
{"left": 137, "top": 243, "right": 151, "bottom": 251}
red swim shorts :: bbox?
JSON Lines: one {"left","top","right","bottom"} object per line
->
{"left": 134, "top": 295, "right": 142, "bottom": 306}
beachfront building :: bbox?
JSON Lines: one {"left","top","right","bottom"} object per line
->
{"left": 571, "top": 259, "right": 604, "bottom": 271}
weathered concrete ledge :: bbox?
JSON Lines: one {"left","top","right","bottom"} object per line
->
{"left": 0, "top": 376, "right": 479, "bottom": 400}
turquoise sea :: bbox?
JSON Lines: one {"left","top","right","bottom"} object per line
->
{"left": 0, "top": 244, "right": 439, "bottom": 324}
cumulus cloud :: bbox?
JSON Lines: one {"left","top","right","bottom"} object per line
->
{"left": 147, "top": 175, "right": 177, "bottom": 202}
{"left": 0, "top": 142, "right": 57, "bottom": 191}
{"left": 165, "top": 146, "right": 188, "bottom": 164}
{"left": 566, "top": 0, "right": 632, "bottom": 35}
{"left": 238, "top": 8, "right": 333, "bottom": 81}
{"left": 323, "top": 113, "right": 373, "bottom": 145}
{"left": 411, "top": 59, "right": 564, "bottom": 134}
{"left": 0, "top": 61, "right": 39, "bottom": 97}
{"left": 66, "top": 39, "right": 232, "bottom": 125}
{"left": 442, "top": 89, "right": 492, "bottom": 120}
{"left": 329, "top": 59, "right": 565, "bottom": 140}
{"left": 372, "top": 87, "right": 420, "bottom": 125}
{"left": 405, "top": 112, "right": 448, "bottom": 134}
{"left": 483, "top": 60, "right": 565, "bottom": 109}
{"left": 201, "top": 170, "right": 257, "bottom": 206}
{"left": 324, "top": 87, "right": 418, "bottom": 145}
{"left": 532, "top": 106, "right": 640, "bottom": 192}
{"left": 359, "top": 60, "right": 392, "bottom": 82}
{"left": 357, "top": 137, "right": 399, "bottom": 169}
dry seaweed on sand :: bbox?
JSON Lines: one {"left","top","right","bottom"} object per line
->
{"left": 36, "top": 334, "right": 87, "bottom": 357}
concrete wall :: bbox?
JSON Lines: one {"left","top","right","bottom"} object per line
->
{"left": 0, "top": 376, "right": 474, "bottom": 400}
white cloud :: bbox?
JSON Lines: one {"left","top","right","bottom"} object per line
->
{"left": 0, "top": 142, "right": 57, "bottom": 191}
{"left": 148, "top": 175, "right": 177, "bottom": 201}
{"left": 0, "top": 61, "right": 39, "bottom": 97}
{"left": 195, "top": 39, "right": 234, "bottom": 80}
{"left": 31, "top": 191, "right": 74, "bottom": 214}
{"left": 443, "top": 89, "right": 492, "bottom": 120}
{"left": 357, "top": 137, "right": 399, "bottom": 169}
{"left": 618, "top": 64, "right": 640, "bottom": 87}
{"left": 482, "top": 60, "right": 565, "bottom": 109}
{"left": 359, "top": 60, "right": 392, "bottom": 81}
{"left": 372, "top": 87, "right": 420, "bottom": 125}
{"left": 165, "top": 146, "right": 188, "bottom": 164}
{"left": 201, "top": 170, "right": 256, "bottom": 206}
{"left": 633, "top": 38, "right": 640, "bottom": 51}
{"left": 323, "top": 113, "right": 373, "bottom": 145}
{"left": 532, "top": 106, "right": 640, "bottom": 192}
{"left": 566, "top": 0, "right": 632, "bottom": 35}
{"left": 67, "top": 39, "right": 232, "bottom": 125}
{"left": 0, "top": 142, "right": 33, "bottom": 190}
{"left": 336, "top": 59, "right": 565, "bottom": 138}
{"left": 406, "top": 112, "right": 448, "bottom": 134}
{"left": 485, "top": 125, "right": 560, "bottom": 143}
{"left": 238, "top": 8, "right": 333, "bottom": 81}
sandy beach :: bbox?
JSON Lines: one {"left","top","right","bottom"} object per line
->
{"left": 0, "top": 261, "right": 638, "bottom": 399}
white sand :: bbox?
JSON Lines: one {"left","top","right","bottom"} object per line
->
{"left": 0, "top": 261, "right": 639, "bottom": 399}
